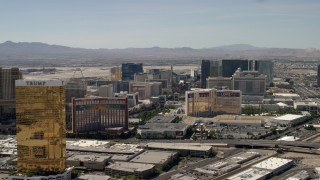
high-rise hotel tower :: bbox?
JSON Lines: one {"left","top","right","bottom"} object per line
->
{"left": 15, "top": 80, "right": 66, "bottom": 173}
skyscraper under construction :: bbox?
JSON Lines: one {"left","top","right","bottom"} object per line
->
{"left": 15, "top": 80, "right": 66, "bottom": 173}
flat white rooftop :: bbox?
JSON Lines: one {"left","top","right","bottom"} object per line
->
{"left": 130, "top": 150, "right": 177, "bottom": 165}
{"left": 252, "top": 157, "right": 293, "bottom": 171}
{"left": 68, "top": 140, "right": 109, "bottom": 147}
{"left": 286, "top": 170, "right": 310, "bottom": 180}
{"left": 277, "top": 136, "right": 300, "bottom": 141}
{"left": 227, "top": 168, "right": 270, "bottom": 180}
{"left": 273, "top": 93, "right": 300, "bottom": 97}
{"left": 75, "top": 174, "right": 111, "bottom": 180}
{"left": 273, "top": 114, "right": 305, "bottom": 121}
{"left": 294, "top": 101, "right": 317, "bottom": 106}
{"left": 107, "top": 162, "right": 154, "bottom": 172}
{"left": 67, "top": 140, "right": 143, "bottom": 154}
{"left": 67, "top": 154, "right": 111, "bottom": 162}
{"left": 193, "top": 168, "right": 218, "bottom": 175}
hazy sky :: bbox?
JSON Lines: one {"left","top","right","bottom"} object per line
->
{"left": 1, "top": 0, "right": 320, "bottom": 49}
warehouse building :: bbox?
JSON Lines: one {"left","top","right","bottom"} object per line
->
{"left": 75, "top": 174, "right": 111, "bottom": 180}
{"left": 252, "top": 157, "right": 293, "bottom": 175}
{"left": 137, "top": 123, "right": 190, "bottom": 139}
{"left": 67, "top": 140, "right": 143, "bottom": 155}
{"left": 286, "top": 170, "right": 310, "bottom": 180}
{"left": 273, "top": 93, "right": 301, "bottom": 100}
{"left": 66, "top": 154, "right": 111, "bottom": 170}
{"left": 105, "top": 162, "right": 155, "bottom": 179}
{"left": 227, "top": 157, "right": 293, "bottom": 180}
{"left": 130, "top": 150, "right": 178, "bottom": 169}
{"left": 267, "top": 114, "right": 307, "bottom": 126}
{"left": 227, "top": 168, "right": 271, "bottom": 180}
{"left": 294, "top": 101, "right": 318, "bottom": 113}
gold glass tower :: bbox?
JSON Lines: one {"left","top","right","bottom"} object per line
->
{"left": 15, "top": 80, "right": 66, "bottom": 173}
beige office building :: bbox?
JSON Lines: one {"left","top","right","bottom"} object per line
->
{"left": 15, "top": 80, "right": 66, "bottom": 173}
{"left": 186, "top": 88, "right": 241, "bottom": 117}
{"left": 130, "top": 82, "right": 162, "bottom": 100}
{"left": 232, "top": 70, "right": 266, "bottom": 96}
{"left": 206, "top": 77, "right": 232, "bottom": 89}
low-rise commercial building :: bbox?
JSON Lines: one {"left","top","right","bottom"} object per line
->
{"left": 66, "top": 154, "right": 111, "bottom": 170}
{"left": 67, "top": 140, "right": 144, "bottom": 155}
{"left": 137, "top": 123, "right": 190, "bottom": 139}
{"left": 130, "top": 150, "right": 178, "bottom": 169}
{"left": 227, "top": 168, "right": 271, "bottom": 180}
{"left": 227, "top": 157, "right": 293, "bottom": 180}
{"left": 75, "top": 174, "right": 111, "bottom": 180}
{"left": 286, "top": 170, "right": 310, "bottom": 180}
{"left": 105, "top": 162, "right": 155, "bottom": 179}
{"left": 263, "top": 98, "right": 294, "bottom": 106}
{"left": 192, "top": 168, "right": 218, "bottom": 177}
{"left": 273, "top": 93, "right": 300, "bottom": 100}
{"left": 9, "top": 167, "right": 73, "bottom": 180}
{"left": 252, "top": 157, "right": 293, "bottom": 175}
{"left": 267, "top": 114, "right": 307, "bottom": 126}
{"left": 294, "top": 101, "right": 318, "bottom": 113}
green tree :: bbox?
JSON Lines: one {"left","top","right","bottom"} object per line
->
{"left": 247, "top": 132, "right": 253, "bottom": 139}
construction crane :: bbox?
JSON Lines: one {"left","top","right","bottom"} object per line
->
{"left": 70, "top": 68, "right": 85, "bottom": 82}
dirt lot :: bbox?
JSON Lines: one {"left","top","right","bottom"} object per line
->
{"left": 23, "top": 65, "right": 198, "bottom": 81}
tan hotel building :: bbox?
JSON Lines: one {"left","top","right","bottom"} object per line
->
{"left": 185, "top": 88, "right": 241, "bottom": 117}
{"left": 15, "top": 80, "right": 66, "bottom": 173}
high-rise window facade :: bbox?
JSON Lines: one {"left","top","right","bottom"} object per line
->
{"left": 0, "top": 68, "right": 22, "bottom": 116}
{"left": 201, "top": 60, "right": 211, "bottom": 88}
{"left": 72, "top": 98, "right": 128, "bottom": 133}
{"left": 121, "top": 63, "right": 143, "bottom": 81}
{"left": 15, "top": 80, "right": 66, "bottom": 173}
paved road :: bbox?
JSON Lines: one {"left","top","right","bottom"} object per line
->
{"left": 152, "top": 149, "right": 242, "bottom": 180}
{"left": 132, "top": 139, "right": 320, "bottom": 149}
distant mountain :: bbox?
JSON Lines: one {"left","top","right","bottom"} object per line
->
{"left": 0, "top": 41, "right": 319, "bottom": 66}
{"left": 210, "top": 44, "right": 262, "bottom": 51}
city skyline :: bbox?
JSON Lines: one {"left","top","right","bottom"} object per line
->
{"left": 1, "top": 0, "right": 320, "bottom": 49}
